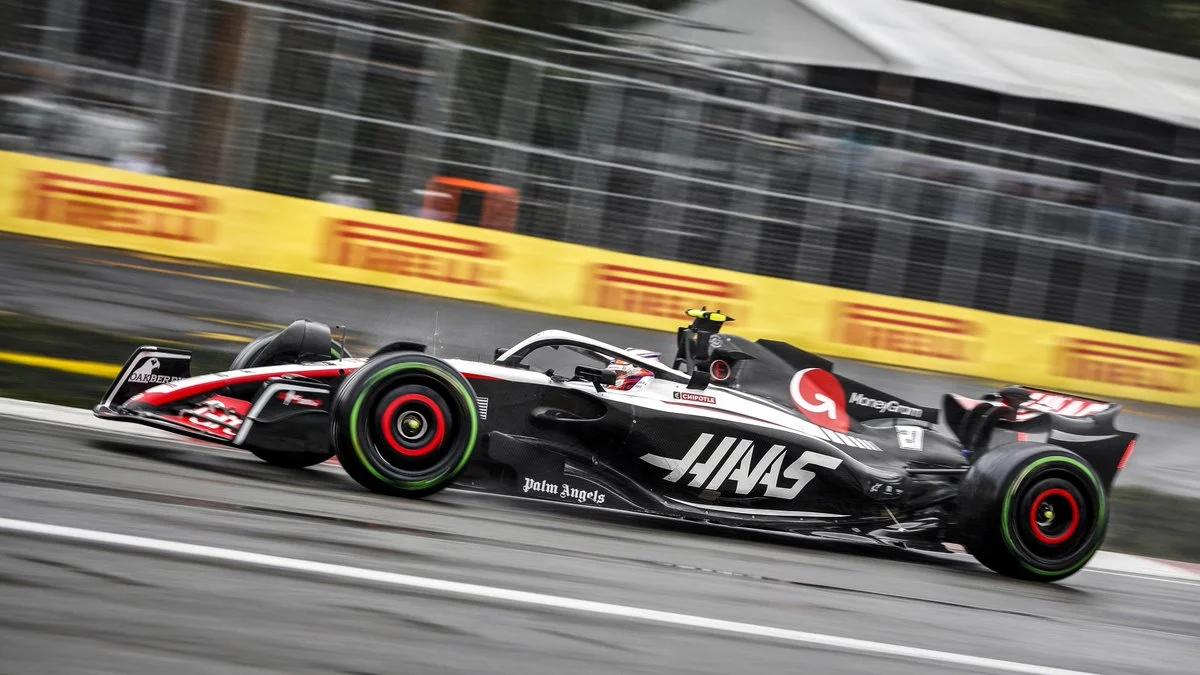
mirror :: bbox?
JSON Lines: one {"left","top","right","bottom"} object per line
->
{"left": 574, "top": 366, "right": 617, "bottom": 392}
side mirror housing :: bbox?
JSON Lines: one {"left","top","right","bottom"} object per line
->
{"left": 574, "top": 366, "right": 617, "bottom": 392}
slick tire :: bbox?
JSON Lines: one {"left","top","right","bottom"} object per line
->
{"left": 248, "top": 448, "right": 335, "bottom": 469}
{"left": 959, "top": 443, "right": 1108, "bottom": 582}
{"left": 330, "top": 352, "right": 478, "bottom": 498}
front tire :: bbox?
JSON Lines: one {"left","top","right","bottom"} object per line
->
{"left": 958, "top": 443, "right": 1108, "bottom": 582}
{"left": 331, "top": 353, "right": 478, "bottom": 497}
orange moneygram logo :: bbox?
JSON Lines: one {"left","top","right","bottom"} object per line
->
{"left": 1057, "top": 338, "right": 1193, "bottom": 393}
{"left": 322, "top": 218, "right": 502, "bottom": 287}
{"left": 834, "top": 302, "right": 978, "bottom": 361}
{"left": 584, "top": 264, "right": 747, "bottom": 320}
{"left": 20, "top": 172, "right": 215, "bottom": 242}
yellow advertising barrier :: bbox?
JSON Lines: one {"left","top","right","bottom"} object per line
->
{"left": 2, "top": 151, "right": 1197, "bottom": 406}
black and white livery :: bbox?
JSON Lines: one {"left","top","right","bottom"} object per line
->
{"left": 94, "top": 309, "right": 1138, "bottom": 582}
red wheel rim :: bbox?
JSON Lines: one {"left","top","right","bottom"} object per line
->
{"left": 1029, "top": 487, "right": 1080, "bottom": 545}
{"left": 381, "top": 393, "right": 446, "bottom": 457}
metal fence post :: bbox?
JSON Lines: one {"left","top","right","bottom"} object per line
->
{"left": 39, "top": 0, "right": 83, "bottom": 62}
{"left": 219, "top": 6, "right": 282, "bottom": 189}
{"left": 564, "top": 79, "right": 625, "bottom": 247}
{"left": 864, "top": 83, "right": 918, "bottom": 296}
{"left": 1140, "top": 263, "right": 1186, "bottom": 339}
{"left": 161, "top": 0, "right": 211, "bottom": 181}
{"left": 397, "top": 38, "right": 462, "bottom": 214}
{"left": 720, "top": 95, "right": 778, "bottom": 273}
{"left": 1001, "top": 101, "right": 1054, "bottom": 320}
{"left": 307, "top": 23, "right": 372, "bottom": 199}
{"left": 791, "top": 100, "right": 852, "bottom": 287}
{"left": 490, "top": 60, "right": 545, "bottom": 190}
{"left": 35, "top": 0, "right": 84, "bottom": 153}
{"left": 137, "top": 0, "right": 186, "bottom": 123}
{"left": 641, "top": 91, "right": 703, "bottom": 260}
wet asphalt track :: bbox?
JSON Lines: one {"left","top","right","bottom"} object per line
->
{"left": 2, "top": 414, "right": 1200, "bottom": 675}
{"left": 1, "top": 233, "right": 1197, "bottom": 495}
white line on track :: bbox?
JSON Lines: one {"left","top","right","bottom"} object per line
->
{"left": 0, "top": 517, "right": 1106, "bottom": 675}
{"left": 1085, "top": 569, "right": 1200, "bottom": 587}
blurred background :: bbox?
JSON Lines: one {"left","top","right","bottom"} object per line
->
{"left": 3, "top": 0, "right": 1199, "bottom": 342}
{"left": 2, "top": 5, "right": 1200, "bottom": 673}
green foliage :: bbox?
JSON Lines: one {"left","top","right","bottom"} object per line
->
{"left": 917, "top": 0, "right": 1200, "bottom": 57}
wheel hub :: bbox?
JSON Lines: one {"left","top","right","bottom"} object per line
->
{"left": 1038, "top": 503, "right": 1055, "bottom": 527}
{"left": 1027, "top": 486, "right": 1081, "bottom": 546}
{"left": 398, "top": 411, "right": 427, "bottom": 439}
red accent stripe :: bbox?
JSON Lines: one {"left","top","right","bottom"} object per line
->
{"left": 333, "top": 231, "right": 491, "bottom": 259}
{"left": 207, "top": 395, "right": 251, "bottom": 416}
{"left": 464, "top": 373, "right": 504, "bottom": 381}
{"left": 1065, "top": 348, "right": 1188, "bottom": 368}
{"left": 38, "top": 173, "right": 207, "bottom": 211}
{"left": 160, "top": 414, "right": 236, "bottom": 440}
{"left": 1118, "top": 440, "right": 1137, "bottom": 470}
{"left": 1068, "top": 338, "right": 1191, "bottom": 361}
{"left": 598, "top": 264, "right": 739, "bottom": 295}
{"left": 845, "top": 303, "right": 970, "bottom": 326}
{"left": 846, "top": 313, "right": 971, "bottom": 335}
{"left": 137, "top": 368, "right": 349, "bottom": 407}
{"left": 596, "top": 274, "right": 738, "bottom": 298}
{"left": 331, "top": 220, "right": 491, "bottom": 257}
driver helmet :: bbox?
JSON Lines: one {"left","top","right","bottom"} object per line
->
{"left": 604, "top": 348, "right": 661, "bottom": 392}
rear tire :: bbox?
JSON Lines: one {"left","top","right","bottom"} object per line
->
{"left": 959, "top": 443, "right": 1108, "bottom": 582}
{"left": 331, "top": 352, "right": 478, "bottom": 497}
{"left": 248, "top": 448, "right": 334, "bottom": 469}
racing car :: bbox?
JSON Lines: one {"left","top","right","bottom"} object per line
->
{"left": 94, "top": 309, "right": 1137, "bottom": 582}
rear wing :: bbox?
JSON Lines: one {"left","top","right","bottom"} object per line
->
{"left": 1012, "top": 388, "right": 1117, "bottom": 421}
{"left": 98, "top": 346, "right": 192, "bottom": 410}
{"left": 945, "top": 386, "right": 1137, "bottom": 491}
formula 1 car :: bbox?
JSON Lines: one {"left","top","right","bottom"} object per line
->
{"left": 94, "top": 309, "right": 1137, "bottom": 582}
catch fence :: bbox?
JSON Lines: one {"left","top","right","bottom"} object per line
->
{"left": 2, "top": 0, "right": 1198, "bottom": 341}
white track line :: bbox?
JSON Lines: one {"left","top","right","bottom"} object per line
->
{"left": 1, "top": 397, "right": 1197, "bottom": 584}
{"left": 0, "top": 516, "right": 1104, "bottom": 675}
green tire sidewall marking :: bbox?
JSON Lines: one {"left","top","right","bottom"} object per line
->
{"left": 348, "top": 362, "right": 478, "bottom": 490}
{"left": 1000, "top": 455, "right": 1107, "bottom": 577}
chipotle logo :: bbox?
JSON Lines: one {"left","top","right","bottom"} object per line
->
{"left": 1057, "top": 338, "right": 1193, "bottom": 393}
{"left": 20, "top": 172, "right": 216, "bottom": 242}
{"left": 322, "top": 218, "right": 502, "bottom": 288}
{"left": 585, "top": 263, "right": 747, "bottom": 320}
{"left": 834, "top": 302, "right": 977, "bottom": 362}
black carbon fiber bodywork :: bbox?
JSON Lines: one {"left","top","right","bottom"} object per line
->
{"left": 94, "top": 324, "right": 1138, "bottom": 554}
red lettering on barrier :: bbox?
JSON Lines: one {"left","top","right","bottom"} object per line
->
{"left": 834, "top": 303, "right": 978, "bottom": 362}
{"left": 322, "top": 218, "right": 502, "bottom": 288}
{"left": 1056, "top": 339, "right": 1192, "bottom": 393}
{"left": 584, "top": 264, "right": 747, "bottom": 320}
{"left": 19, "top": 172, "right": 215, "bottom": 242}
